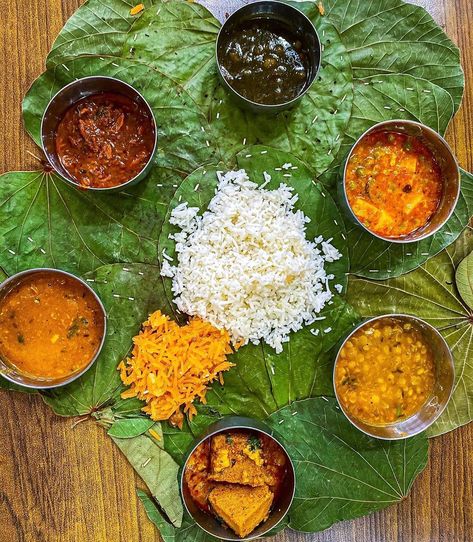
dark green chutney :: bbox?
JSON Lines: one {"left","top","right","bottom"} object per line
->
{"left": 218, "top": 19, "right": 310, "bottom": 105}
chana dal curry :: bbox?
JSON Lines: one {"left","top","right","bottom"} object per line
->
{"left": 184, "top": 430, "right": 288, "bottom": 538}
{"left": 345, "top": 131, "right": 443, "bottom": 238}
{"left": 0, "top": 271, "right": 104, "bottom": 379}
{"left": 335, "top": 318, "right": 436, "bottom": 425}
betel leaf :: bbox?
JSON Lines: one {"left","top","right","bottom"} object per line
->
{"left": 324, "top": 73, "right": 456, "bottom": 183}
{"left": 345, "top": 172, "right": 471, "bottom": 280}
{"left": 112, "top": 423, "right": 183, "bottom": 528}
{"left": 137, "top": 490, "right": 218, "bottom": 542}
{"left": 107, "top": 417, "right": 155, "bottom": 438}
{"left": 192, "top": 295, "right": 359, "bottom": 429}
{"left": 0, "top": 169, "right": 165, "bottom": 277}
{"left": 158, "top": 146, "right": 350, "bottom": 299}
{"left": 267, "top": 398, "right": 429, "bottom": 532}
{"left": 162, "top": 419, "right": 196, "bottom": 465}
{"left": 137, "top": 488, "right": 287, "bottom": 542}
{"left": 206, "top": 9, "right": 354, "bottom": 175}
{"left": 321, "top": 124, "right": 471, "bottom": 281}
{"left": 46, "top": 0, "right": 158, "bottom": 67}
{"left": 347, "top": 227, "right": 473, "bottom": 437}
{"left": 324, "top": 0, "right": 464, "bottom": 110}
{"left": 41, "top": 263, "right": 172, "bottom": 416}
{"left": 320, "top": 72, "right": 457, "bottom": 194}
{"left": 456, "top": 251, "right": 473, "bottom": 311}
{"left": 153, "top": 398, "right": 427, "bottom": 537}
{"left": 34, "top": 0, "right": 354, "bottom": 177}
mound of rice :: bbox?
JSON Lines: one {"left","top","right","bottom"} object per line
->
{"left": 161, "top": 169, "right": 342, "bottom": 353}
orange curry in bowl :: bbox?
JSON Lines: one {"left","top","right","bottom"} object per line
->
{"left": 184, "top": 430, "right": 288, "bottom": 538}
{"left": 345, "top": 130, "right": 443, "bottom": 238}
{"left": 0, "top": 271, "right": 105, "bottom": 380}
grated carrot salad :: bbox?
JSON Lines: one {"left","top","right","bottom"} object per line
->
{"left": 119, "top": 310, "right": 235, "bottom": 427}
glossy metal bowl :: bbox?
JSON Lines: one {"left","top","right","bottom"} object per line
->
{"left": 333, "top": 314, "right": 455, "bottom": 440}
{"left": 180, "top": 416, "right": 296, "bottom": 541}
{"left": 41, "top": 76, "right": 157, "bottom": 193}
{"left": 0, "top": 268, "right": 107, "bottom": 389}
{"left": 216, "top": 1, "right": 321, "bottom": 113}
{"left": 340, "top": 119, "right": 461, "bottom": 243}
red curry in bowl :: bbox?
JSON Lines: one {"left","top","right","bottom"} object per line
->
{"left": 55, "top": 92, "right": 155, "bottom": 189}
{"left": 345, "top": 130, "right": 443, "bottom": 239}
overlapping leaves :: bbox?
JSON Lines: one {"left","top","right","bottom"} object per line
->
{"left": 0, "top": 0, "right": 471, "bottom": 538}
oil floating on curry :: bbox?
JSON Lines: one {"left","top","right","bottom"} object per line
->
{"left": 345, "top": 130, "right": 443, "bottom": 238}
{"left": 184, "top": 430, "right": 288, "bottom": 538}
{"left": 55, "top": 92, "right": 155, "bottom": 189}
{"left": 0, "top": 271, "right": 105, "bottom": 380}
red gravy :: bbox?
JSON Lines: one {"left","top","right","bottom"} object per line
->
{"left": 55, "top": 92, "right": 155, "bottom": 189}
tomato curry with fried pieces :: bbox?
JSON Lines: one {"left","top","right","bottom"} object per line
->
{"left": 345, "top": 131, "right": 443, "bottom": 238}
{"left": 55, "top": 92, "right": 155, "bottom": 189}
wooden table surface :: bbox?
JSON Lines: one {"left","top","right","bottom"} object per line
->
{"left": 0, "top": 1, "right": 472, "bottom": 541}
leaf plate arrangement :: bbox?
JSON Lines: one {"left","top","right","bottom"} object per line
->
{"left": 0, "top": 0, "right": 472, "bottom": 539}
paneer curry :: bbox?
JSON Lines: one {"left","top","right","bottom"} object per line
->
{"left": 184, "top": 430, "right": 288, "bottom": 538}
{"left": 345, "top": 130, "right": 443, "bottom": 238}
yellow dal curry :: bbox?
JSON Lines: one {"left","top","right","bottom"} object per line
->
{"left": 335, "top": 319, "right": 436, "bottom": 425}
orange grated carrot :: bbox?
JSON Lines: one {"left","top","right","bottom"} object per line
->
{"left": 119, "top": 310, "right": 236, "bottom": 427}
{"left": 318, "top": 1, "right": 325, "bottom": 16}
{"left": 130, "top": 3, "right": 144, "bottom": 16}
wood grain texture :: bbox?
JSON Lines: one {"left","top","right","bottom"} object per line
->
{"left": 0, "top": 1, "right": 471, "bottom": 541}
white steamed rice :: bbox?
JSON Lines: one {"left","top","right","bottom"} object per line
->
{"left": 161, "top": 169, "right": 342, "bottom": 353}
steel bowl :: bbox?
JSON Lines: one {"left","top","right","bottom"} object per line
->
{"left": 180, "top": 416, "right": 296, "bottom": 540}
{"left": 0, "top": 268, "right": 107, "bottom": 389}
{"left": 41, "top": 76, "right": 157, "bottom": 193}
{"left": 333, "top": 314, "right": 455, "bottom": 440}
{"left": 340, "top": 119, "right": 461, "bottom": 243}
{"left": 216, "top": 1, "right": 321, "bottom": 113}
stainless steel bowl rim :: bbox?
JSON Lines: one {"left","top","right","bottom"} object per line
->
{"left": 333, "top": 313, "right": 455, "bottom": 440}
{"left": 180, "top": 416, "right": 296, "bottom": 541}
{"left": 0, "top": 267, "right": 107, "bottom": 389}
{"left": 40, "top": 75, "right": 158, "bottom": 192}
{"left": 342, "top": 119, "right": 461, "bottom": 244}
{"left": 215, "top": 0, "right": 322, "bottom": 110}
